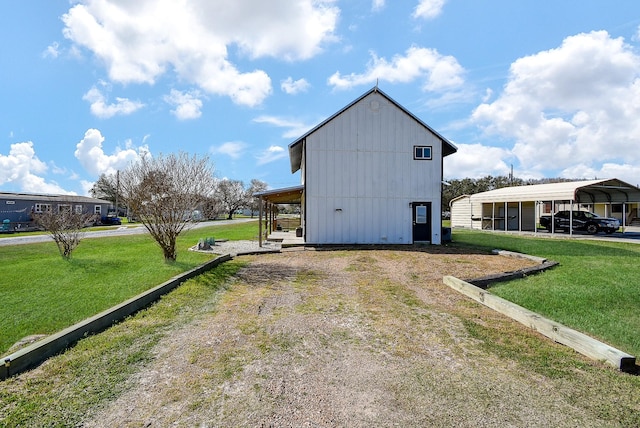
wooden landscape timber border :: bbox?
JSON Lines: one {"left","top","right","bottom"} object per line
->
{"left": 443, "top": 275, "right": 636, "bottom": 372}
{"left": 465, "top": 249, "right": 558, "bottom": 288}
{"left": 1, "top": 254, "right": 232, "bottom": 381}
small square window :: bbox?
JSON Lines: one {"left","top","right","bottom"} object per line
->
{"left": 35, "top": 203, "right": 52, "bottom": 213}
{"left": 413, "top": 146, "right": 432, "bottom": 160}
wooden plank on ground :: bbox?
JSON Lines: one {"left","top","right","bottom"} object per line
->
{"left": 443, "top": 275, "right": 636, "bottom": 372}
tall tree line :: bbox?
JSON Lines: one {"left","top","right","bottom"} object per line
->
{"left": 442, "top": 176, "right": 579, "bottom": 209}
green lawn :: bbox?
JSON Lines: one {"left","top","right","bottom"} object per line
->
{"left": 451, "top": 229, "right": 640, "bottom": 358}
{"left": 3, "top": 220, "right": 638, "bottom": 362}
{"left": 0, "top": 220, "right": 259, "bottom": 355}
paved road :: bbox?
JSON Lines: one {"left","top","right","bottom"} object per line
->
{"left": 0, "top": 218, "right": 258, "bottom": 247}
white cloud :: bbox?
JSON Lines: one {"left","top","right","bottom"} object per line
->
{"left": 443, "top": 143, "right": 513, "bottom": 180}
{"left": 74, "top": 128, "right": 148, "bottom": 176}
{"left": 210, "top": 141, "right": 248, "bottom": 159}
{"left": 471, "top": 31, "right": 640, "bottom": 179}
{"left": 0, "top": 142, "right": 73, "bottom": 194}
{"left": 281, "top": 77, "right": 310, "bottom": 95}
{"left": 83, "top": 86, "right": 144, "bottom": 118}
{"left": 328, "top": 45, "right": 464, "bottom": 92}
{"left": 43, "top": 42, "right": 60, "bottom": 58}
{"left": 80, "top": 179, "right": 96, "bottom": 196}
{"left": 634, "top": 25, "right": 640, "bottom": 42}
{"left": 413, "top": 0, "right": 447, "bottom": 20}
{"left": 256, "top": 145, "right": 287, "bottom": 165}
{"left": 253, "top": 115, "right": 312, "bottom": 139}
{"left": 372, "top": 0, "right": 385, "bottom": 12}
{"left": 164, "top": 89, "right": 204, "bottom": 120}
{"left": 481, "top": 88, "right": 493, "bottom": 103}
{"left": 561, "top": 163, "right": 640, "bottom": 186}
{"left": 62, "top": 0, "right": 339, "bottom": 107}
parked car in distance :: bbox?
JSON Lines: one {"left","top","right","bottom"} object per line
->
{"left": 100, "top": 215, "right": 122, "bottom": 225}
{"left": 540, "top": 210, "right": 620, "bottom": 234}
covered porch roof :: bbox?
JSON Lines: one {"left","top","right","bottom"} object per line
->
{"left": 255, "top": 185, "right": 304, "bottom": 204}
{"left": 255, "top": 185, "right": 304, "bottom": 248}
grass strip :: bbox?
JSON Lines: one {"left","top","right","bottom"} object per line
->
{"left": 450, "top": 229, "right": 640, "bottom": 358}
{"left": 0, "top": 260, "right": 245, "bottom": 427}
{"left": 0, "top": 221, "right": 259, "bottom": 354}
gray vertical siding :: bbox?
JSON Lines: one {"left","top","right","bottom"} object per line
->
{"left": 304, "top": 91, "right": 443, "bottom": 244}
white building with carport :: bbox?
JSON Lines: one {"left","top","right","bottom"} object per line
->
{"left": 450, "top": 178, "right": 640, "bottom": 234}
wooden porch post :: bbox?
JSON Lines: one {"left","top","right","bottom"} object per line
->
{"left": 258, "top": 196, "right": 263, "bottom": 247}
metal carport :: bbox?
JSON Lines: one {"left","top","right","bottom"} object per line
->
{"left": 450, "top": 179, "right": 640, "bottom": 235}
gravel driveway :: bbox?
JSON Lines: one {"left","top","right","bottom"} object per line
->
{"left": 82, "top": 247, "right": 630, "bottom": 427}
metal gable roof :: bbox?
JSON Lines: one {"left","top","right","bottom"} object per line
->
{"left": 288, "top": 86, "right": 457, "bottom": 173}
{"left": 0, "top": 191, "right": 111, "bottom": 205}
{"left": 468, "top": 179, "right": 640, "bottom": 204}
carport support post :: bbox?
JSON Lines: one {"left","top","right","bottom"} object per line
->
{"left": 504, "top": 202, "right": 507, "bottom": 231}
{"left": 535, "top": 201, "right": 538, "bottom": 235}
{"left": 569, "top": 200, "right": 574, "bottom": 237}
{"left": 492, "top": 203, "right": 495, "bottom": 230}
{"left": 518, "top": 201, "right": 522, "bottom": 232}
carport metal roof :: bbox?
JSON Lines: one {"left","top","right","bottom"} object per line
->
{"left": 468, "top": 179, "right": 640, "bottom": 204}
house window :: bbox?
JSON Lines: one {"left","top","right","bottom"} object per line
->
{"left": 34, "top": 203, "right": 52, "bottom": 213}
{"left": 75, "top": 205, "right": 83, "bottom": 214}
{"left": 413, "top": 146, "right": 432, "bottom": 160}
{"left": 416, "top": 205, "right": 427, "bottom": 224}
{"left": 58, "top": 204, "right": 72, "bottom": 214}
{"left": 6, "top": 200, "right": 15, "bottom": 205}
{"left": 94, "top": 205, "right": 102, "bottom": 215}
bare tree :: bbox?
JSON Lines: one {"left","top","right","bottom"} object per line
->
{"left": 216, "top": 179, "right": 246, "bottom": 220}
{"left": 246, "top": 179, "right": 268, "bottom": 218}
{"left": 120, "top": 152, "right": 216, "bottom": 261}
{"left": 33, "top": 208, "right": 92, "bottom": 260}
{"left": 200, "top": 196, "right": 225, "bottom": 220}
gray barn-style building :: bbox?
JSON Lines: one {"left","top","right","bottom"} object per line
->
{"left": 0, "top": 192, "right": 112, "bottom": 232}
{"left": 258, "top": 87, "right": 457, "bottom": 245}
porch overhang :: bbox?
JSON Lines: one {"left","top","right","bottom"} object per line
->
{"left": 255, "top": 185, "right": 304, "bottom": 204}
{"left": 255, "top": 185, "right": 304, "bottom": 247}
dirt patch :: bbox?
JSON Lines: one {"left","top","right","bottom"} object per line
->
{"left": 7, "top": 334, "right": 48, "bottom": 353}
{"left": 83, "top": 248, "right": 615, "bottom": 427}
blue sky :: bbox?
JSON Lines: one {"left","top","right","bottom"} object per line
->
{"left": 2, "top": 0, "right": 640, "bottom": 196}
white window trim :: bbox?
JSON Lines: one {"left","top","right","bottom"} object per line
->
{"left": 413, "top": 145, "right": 433, "bottom": 160}
{"left": 34, "top": 203, "right": 52, "bottom": 213}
